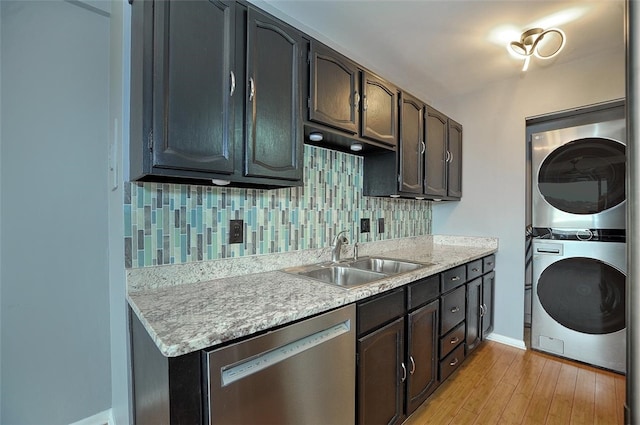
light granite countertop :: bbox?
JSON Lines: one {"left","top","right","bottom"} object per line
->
{"left": 128, "top": 235, "right": 498, "bottom": 357}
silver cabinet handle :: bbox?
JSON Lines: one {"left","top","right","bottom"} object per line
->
{"left": 409, "top": 356, "right": 416, "bottom": 375}
{"left": 421, "top": 141, "right": 426, "bottom": 155}
{"left": 449, "top": 358, "right": 459, "bottom": 367}
{"left": 400, "top": 362, "right": 407, "bottom": 383}
{"left": 230, "top": 71, "right": 236, "bottom": 97}
{"left": 449, "top": 151, "right": 453, "bottom": 163}
{"left": 450, "top": 306, "right": 460, "bottom": 313}
{"left": 446, "top": 151, "right": 452, "bottom": 162}
{"left": 450, "top": 336, "right": 460, "bottom": 344}
{"left": 249, "top": 77, "right": 255, "bottom": 102}
{"left": 451, "top": 276, "right": 460, "bottom": 281}
{"left": 354, "top": 91, "right": 360, "bottom": 109}
{"left": 472, "top": 268, "right": 479, "bottom": 272}
{"left": 363, "top": 94, "right": 368, "bottom": 111}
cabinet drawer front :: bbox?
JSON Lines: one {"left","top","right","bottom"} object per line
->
{"left": 466, "top": 259, "right": 483, "bottom": 281}
{"left": 441, "top": 265, "right": 466, "bottom": 293}
{"left": 439, "top": 321, "right": 465, "bottom": 359}
{"left": 407, "top": 275, "right": 439, "bottom": 310}
{"left": 439, "top": 344, "right": 465, "bottom": 382}
{"left": 483, "top": 255, "right": 496, "bottom": 273}
{"left": 357, "top": 288, "right": 405, "bottom": 336}
{"left": 440, "top": 285, "right": 465, "bottom": 334}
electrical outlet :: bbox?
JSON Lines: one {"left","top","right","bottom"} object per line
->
{"left": 229, "top": 220, "right": 244, "bottom": 244}
{"left": 378, "top": 218, "right": 385, "bottom": 234}
{"left": 361, "top": 218, "right": 370, "bottom": 233}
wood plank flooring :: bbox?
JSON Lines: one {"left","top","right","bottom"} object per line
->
{"left": 403, "top": 341, "right": 625, "bottom": 425}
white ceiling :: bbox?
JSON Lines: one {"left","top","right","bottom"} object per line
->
{"left": 255, "top": 0, "right": 625, "bottom": 105}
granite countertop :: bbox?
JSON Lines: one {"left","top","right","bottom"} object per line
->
{"left": 128, "top": 235, "right": 498, "bottom": 357}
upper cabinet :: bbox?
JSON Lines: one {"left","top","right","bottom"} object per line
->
{"left": 361, "top": 71, "right": 398, "bottom": 147}
{"left": 363, "top": 92, "right": 462, "bottom": 201}
{"left": 129, "top": 0, "right": 304, "bottom": 188}
{"left": 447, "top": 118, "right": 463, "bottom": 199}
{"left": 148, "top": 0, "right": 236, "bottom": 176}
{"left": 305, "top": 41, "right": 398, "bottom": 153}
{"left": 244, "top": 8, "right": 304, "bottom": 181}
{"left": 398, "top": 93, "right": 425, "bottom": 195}
{"left": 424, "top": 106, "right": 462, "bottom": 200}
{"left": 308, "top": 42, "right": 360, "bottom": 135}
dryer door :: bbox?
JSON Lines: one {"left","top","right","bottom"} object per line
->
{"left": 537, "top": 138, "right": 626, "bottom": 215}
{"left": 536, "top": 257, "right": 626, "bottom": 334}
{"left": 531, "top": 118, "right": 626, "bottom": 229}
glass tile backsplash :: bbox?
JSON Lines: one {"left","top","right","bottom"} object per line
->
{"left": 124, "top": 145, "right": 431, "bottom": 268}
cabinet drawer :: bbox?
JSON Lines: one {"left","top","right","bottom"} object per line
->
{"left": 407, "top": 275, "right": 440, "bottom": 310}
{"left": 439, "top": 321, "right": 465, "bottom": 359}
{"left": 441, "top": 265, "right": 466, "bottom": 293}
{"left": 440, "top": 344, "right": 465, "bottom": 382}
{"left": 440, "top": 285, "right": 465, "bottom": 334}
{"left": 483, "top": 255, "right": 496, "bottom": 273}
{"left": 466, "top": 259, "right": 483, "bottom": 281}
{"left": 357, "top": 288, "right": 405, "bottom": 336}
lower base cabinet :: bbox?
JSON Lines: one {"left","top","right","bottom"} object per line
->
{"left": 357, "top": 255, "right": 496, "bottom": 424}
{"left": 357, "top": 317, "right": 405, "bottom": 425}
{"left": 406, "top": 300, "right": 440, "bottom": 413}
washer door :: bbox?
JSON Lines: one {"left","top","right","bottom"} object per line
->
{"left": 537, "top": 257, "right": 625, "bottom": 334}
{"left": 538, "top": 138, "right": 626, "bottom": 215}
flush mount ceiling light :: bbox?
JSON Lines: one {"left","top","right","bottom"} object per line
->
{"left": 508, "top": 27, "right": 566, "bottom": 71}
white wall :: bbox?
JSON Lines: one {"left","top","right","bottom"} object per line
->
{"left": 432, "top": 48, "right": 625, "bottom": 343}
{"left": 108, "top": 2, "right": 132, "bottom": 424}
{"left": 0, "top": 1, "right": 113, "bottom": 423}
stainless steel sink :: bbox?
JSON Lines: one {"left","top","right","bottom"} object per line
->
{"left": 299, "top": 266, "right": 387, "bottom": 288}
{"left": 349, "top": 257, "right": 424, "bottom": 274}
{"left": 286, "top": 256, "right": 427, "bottom": 289}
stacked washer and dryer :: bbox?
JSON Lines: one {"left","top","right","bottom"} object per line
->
{"left": 531, "top": 115, "right": 627, "bottom": 373}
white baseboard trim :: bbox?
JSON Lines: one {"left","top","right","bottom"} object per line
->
{"left": 485, "top": 333, "right": 527, "bottom": 350}
{"left": 69, "top": 409, "right": 114, "bottom": 425}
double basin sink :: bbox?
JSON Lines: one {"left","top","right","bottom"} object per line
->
{"left": 285, "top": 257, "right": 428, "bottom": 289}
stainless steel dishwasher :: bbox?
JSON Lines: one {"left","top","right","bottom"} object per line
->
{"left": 204, "top": 304, "right": 355, "bottom": 424}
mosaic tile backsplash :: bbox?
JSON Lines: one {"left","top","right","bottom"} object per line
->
{"left": 124, "top": 145, "right": 432, "bottom": 268}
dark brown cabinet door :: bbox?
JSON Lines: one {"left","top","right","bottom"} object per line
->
{"left": 358, "top": 317, "right": 405, "bottom": 425}
{"left": 244, "top": 9, "right": 303, "bottom": 181}
{"left": 362, "top": 71, "right": 398, "bottom": 147}
{"left": 466, "top": 278, "right": 482, "bottom": 354}
{"left": 406, "top": 300, "right": 439, "bottom": 415}
{"left": 399, "top": 93, "right": 424, "bottom": 194}
{"left": 482, "top": 271, "right": 495, "bottom": 339}
{"left": 424, "top": 106, "right": 448, "bottom": 198}
{"left": 447, "top": 119, "right": 463, "bottom": 199}
{"left": 309, "top": 42, "right": 359, "bottom": 134}
{"left": 152, "top": 0, "right": 235, "bottom": 174}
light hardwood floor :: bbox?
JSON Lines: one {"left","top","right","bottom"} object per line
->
{"left": 404, "top": 341, "right": 625, "bottom": 425}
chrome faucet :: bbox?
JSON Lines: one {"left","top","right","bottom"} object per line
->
{"left": 331, "top": 230, "right": 349, "bottom": 263}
